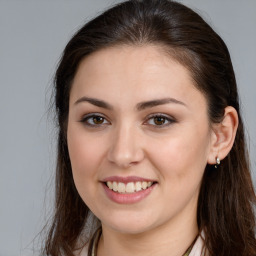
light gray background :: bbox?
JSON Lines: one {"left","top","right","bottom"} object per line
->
{"left": 0, "top": 1, "right": 255, "bottom": 256}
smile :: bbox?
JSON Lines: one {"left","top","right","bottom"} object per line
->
{"left": 105, "top": 181, "right": 154, "bottom": 194}
{"left": 102, "top": 176, "right": 157, "bottom": 204}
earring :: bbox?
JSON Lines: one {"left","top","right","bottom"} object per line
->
{"left": 215, "top": 157, "right": 220, "bottom": 168}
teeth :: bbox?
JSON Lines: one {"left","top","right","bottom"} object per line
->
{"left": 135, "top": 181, "right": 142, "bottom": 191}
{"left": 142, "top": 181, "right": 147, "bottom": 189}
{"left": 118, "top": 182, "right": 126, "bottom": 193}
{"left": 126, "top": 182, "right": 135, "bottom": 193}
{"left": 107, "top": 181, "right": 113, "bottom": 189}
{"left": 106, "top": 181, "right": 154, "bottom": 193}
{"left": 113, "top": 181, "right": 118, "bottom": 192}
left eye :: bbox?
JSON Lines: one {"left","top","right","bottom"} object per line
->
{"left": 81, "top": 114, "right": 109, "bottom": 126}
{"left": 146, "top": 115, "right": 175, "bottom": 126}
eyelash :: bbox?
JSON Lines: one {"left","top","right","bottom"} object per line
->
{"left": 80, "top": 113, "right": 110, "bottom": 127}
{"left": 144, "top": 114, "right": 176, "bottom": 127}
{"left": 79, "top": 113, "right": 176, "bottom": 128}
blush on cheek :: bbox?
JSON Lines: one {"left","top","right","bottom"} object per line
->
{"left": 69, "top": 145, "right": 96, "bottom": 175}
{"left": 151, "top": 136, "right": 206, "bottom": 183}
{"left": 68, "top": 134, "right": 107, "bottom": 189}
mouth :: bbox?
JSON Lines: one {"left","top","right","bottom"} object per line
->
{"left": 104, "top": 181, "right": 156, "bottom": 194}
{"left": 101, "top": 177, "right": 158, "bottom": 204}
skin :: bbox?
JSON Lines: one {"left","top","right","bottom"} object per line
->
{"left": 67, "top": 45, "right": 238, "bottom": 256}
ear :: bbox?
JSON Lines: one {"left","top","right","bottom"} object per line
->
{"left": 207, "top": 106, "right": 239, "bottom": 165}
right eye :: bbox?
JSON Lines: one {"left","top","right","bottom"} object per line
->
{"left": 80, "top": 114, "right": 110, "bottom": 127}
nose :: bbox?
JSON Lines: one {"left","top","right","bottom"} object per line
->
{"left": 107, "top": 125, "right": 144, "bottom": 168}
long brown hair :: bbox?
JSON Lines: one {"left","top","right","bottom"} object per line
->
{"left": 43, "top": 1, "right": 256, "bottom": 255}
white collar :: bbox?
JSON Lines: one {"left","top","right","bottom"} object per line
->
{"left": 189, "top": 233, "right": 207, "bottom": 256}
{"left": 79, "top": 232, "right": 207, "bottom": 256}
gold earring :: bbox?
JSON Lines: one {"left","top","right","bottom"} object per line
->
{"left": 215, "top": 157, "right": 220, "bottom": 168}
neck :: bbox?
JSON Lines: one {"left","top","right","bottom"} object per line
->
{"left": 97, "top": 213, "right": 198, "bottom": 256}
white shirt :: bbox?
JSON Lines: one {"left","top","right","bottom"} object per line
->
{"left": 189, "top": 235, "right": 206, "bottom": 256}
{"left": 79, "top": 234, "right": 206, "bottom": 256}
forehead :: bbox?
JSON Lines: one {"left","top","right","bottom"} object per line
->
{"left": 74, "top": 44, "right": 194, "bottom": 82}
{"left": 70, "top": 45, "right": 207, "bottom": 111}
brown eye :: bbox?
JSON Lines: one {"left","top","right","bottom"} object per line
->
{"left": 93, "top": 116, "right": 104, "bottom": 124}
{"left": 153, "top": 116, "right": 166, "bottom": 125}
{"left": 81, "top": 114, "right": 109, "bottom": 127}
{"left": 145, "top": 114, "right": 176, "bottom": 127}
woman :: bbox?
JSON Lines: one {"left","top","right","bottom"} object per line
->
{"left": 43, "top": 0, "right": 256, "bottom": 255}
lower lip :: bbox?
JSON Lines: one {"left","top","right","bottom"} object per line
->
{"left": 102, "top": 183, "right": 156, "bottom": 204}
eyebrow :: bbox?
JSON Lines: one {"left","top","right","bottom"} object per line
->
{"left": 136, "top": 98, "right": 187, "bottom": 111}
{"left": 74, "top": 96, "right": 186, "bottom": 110}
{"left": 74, "top": 96, "right": 113, "bottom": 110}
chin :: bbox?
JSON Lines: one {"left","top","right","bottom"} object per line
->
{"left": 100, "top": 212, "right": 161, "bottom": 235}
{"left": 108, "top": 223, "right": 153, "bottom": 235}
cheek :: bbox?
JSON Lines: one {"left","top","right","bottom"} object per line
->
{"left": 67, "top": 125, "right": 109, "bottom": 209}
{"left": 147, "top": 126, "right": 211, "bottom": 182}
{"left": 67, "top": 125, "right": 106, "bottom": 184}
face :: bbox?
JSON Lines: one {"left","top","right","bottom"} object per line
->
{"left": 67, "top": 45, "right": 215, "bottom": 235}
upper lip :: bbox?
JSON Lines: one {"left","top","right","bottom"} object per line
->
{"left": 102, "top": 176, "right": 156, "bottom": 184}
